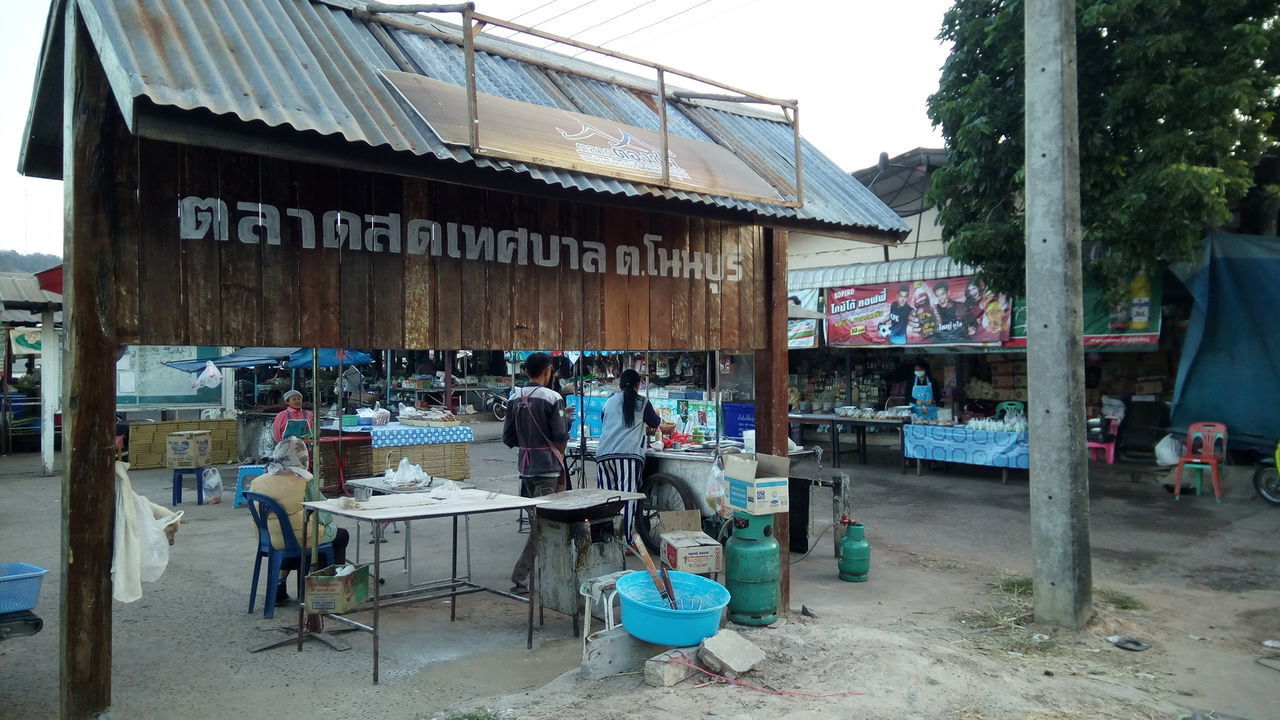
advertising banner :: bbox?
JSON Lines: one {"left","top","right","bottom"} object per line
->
{"left": 1007, "top": 270, "right": 1162, "bottom": 349}
{"left": 9, "top": 328, "right": 42, "bottom": 356}
{"left": 787, "top": 289, "right": 822, "bottom": 349}
{"left": 826, "top": 276, "right": 1012, "bottom": 347}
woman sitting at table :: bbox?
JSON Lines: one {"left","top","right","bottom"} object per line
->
{"left": 910, "top": 361, "right": 942, "bottom": 421}
{"left": 251, "top": 437, "right": 349, "bottom": 605}
{"left": 272, "top": 389, "right": 314, "bottom": 443}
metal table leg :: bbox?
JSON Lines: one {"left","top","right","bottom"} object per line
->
{"left": 373, "top": 519, "right": 385, "bottom": 684}
{"left": 450, "top": 515, "right": 458, "bottom": 622}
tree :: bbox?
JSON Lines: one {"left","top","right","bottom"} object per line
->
{"left": 927, "top": 0, "right": 1280, "bottom": 296}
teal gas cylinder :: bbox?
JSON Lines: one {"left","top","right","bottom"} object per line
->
{"left": 838, "top": 522, "right": 870, "bottom": 582}
{"left": 725, "top": 511, "right": 779, "bottom": 626}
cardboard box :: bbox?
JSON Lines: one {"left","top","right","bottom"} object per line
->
{"left": 1135, "top": 377, "right": 1164, "bottom": 395}
{"left": 165, "top": 430, "right": 212, "bottom": 468}
{"left": 1013, "top": 360, "right": 1028, "bottom": 373}
{"left": 993, "top": 374, "right": 1015, "bottom": 389}
{"left": 661, "top": 531, "right": 723, "bottom": 573}
{"left": 989, "top": 362, "right": 1014, "bottom": 376}
{"left": 660, "top": 510, "right": 702, "bottom": 533}
{"left": 1013, "top": 374, "right": 1028, "bottom": 388}
{"left": 724, "top": 452, "right": 790, "bottom": 515}
{"left": 1011, "top": 389, "right": 1028, "bottom": 402}
{"left": 305, "top": 564, "right": 370, "bottom": 614}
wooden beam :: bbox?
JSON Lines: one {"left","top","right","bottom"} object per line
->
{"left": 753, "top": 227, "right": 791, "bottom": 611}
{"left": 61, "top": 4, "right": 121, "bottom": 717}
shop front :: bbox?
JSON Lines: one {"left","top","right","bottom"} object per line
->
{"left": 784, "top": 256, "right": 1188, "bottom": 468}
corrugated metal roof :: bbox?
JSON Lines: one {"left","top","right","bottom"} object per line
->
{"left": 0, "top": 272, "right": 63, "bottom": 324}
{"left": 788, "top": 256, "right": 974, "bottom": 292}
{"left": 27, "top": 0, "right": 908, "bottom": 237}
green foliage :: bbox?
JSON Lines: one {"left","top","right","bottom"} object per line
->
{"left": 927, "top": 0, "right": 1280, "bottom": 296}
{"left": 0, "top": 250, "right": 61, "bottom": 274}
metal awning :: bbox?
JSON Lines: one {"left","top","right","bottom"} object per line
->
{"left": 787, "top": 255, "right": 974, "bottom": 292}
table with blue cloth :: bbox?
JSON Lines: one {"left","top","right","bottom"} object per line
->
{"left": 368, "top": 423, "right": 475, "bottom": 449}
{"left": 903, "top": 424, "right": 1029, "bottom": 482}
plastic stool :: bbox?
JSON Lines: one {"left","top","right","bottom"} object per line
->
{"left": 172, "top": 467, "right": 207, "bottom": 506}
{"left": 233, "top": 464, "right": 267, "bottom": 509}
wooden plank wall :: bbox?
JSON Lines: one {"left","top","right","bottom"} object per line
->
{"left": 122, "top": 139, "right": 771, "bottom": 352}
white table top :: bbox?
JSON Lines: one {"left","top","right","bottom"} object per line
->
{"left": 304, "top": 488, "right": 547, "bottom": 522}
{"left": 345, "top": 476, "right": 477, "bottom": 493}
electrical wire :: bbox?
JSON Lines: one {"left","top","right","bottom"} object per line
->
{"left": 569, "top": 0, "right": 714, "bottom": 57}
{"left": 485, "top": 0, "right": 565, "bottom": 38}
{"left": 614, "top": 0, "right": 763, "bottom": 54}
{"left": 553, "top": 0, "right": 657, "bottom": 44}
{"left": 512, "top": 0, "right": 604, "bottom": 39}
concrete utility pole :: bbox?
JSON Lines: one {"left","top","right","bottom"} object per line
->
{"left": 40, "top": 308, "right": 60, "bottom": 476}
{"left": 1024, "top": 0, "right": 1092, "bottom": 628}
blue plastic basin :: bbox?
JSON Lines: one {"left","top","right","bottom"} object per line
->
{"left": 617, "top": 570, "right": 729, "bottom": 646}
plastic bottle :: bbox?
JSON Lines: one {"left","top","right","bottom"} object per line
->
{"left": 1129, "top": 271, "right": 1151, "bottom": 331}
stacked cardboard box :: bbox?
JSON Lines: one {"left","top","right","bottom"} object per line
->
{"left": 129, "top": 419, "right": 239, "bottom": 469}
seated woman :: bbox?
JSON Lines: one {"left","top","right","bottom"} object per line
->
{"left": 251, "top": 437, "right": 349, "bottom": 605}
{"left": 272, "top": 389, "right": 314, "bottom": 443}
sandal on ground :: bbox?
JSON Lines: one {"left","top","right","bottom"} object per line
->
{"left": 511, "top": 581, "right": 529, "bottom": 595}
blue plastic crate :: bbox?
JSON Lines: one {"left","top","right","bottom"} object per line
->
{"left": 0, "top": 563, "right": 50, "bottom": 613}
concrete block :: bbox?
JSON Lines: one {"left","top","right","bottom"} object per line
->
{"left": 644, "top": 647, "right": 701, "bottom": 687}
{"left": 579, "top": 626, "right": 666, "bottom": 680}
{"left": 699, "top": 629, "right": 765, "bottom": 678}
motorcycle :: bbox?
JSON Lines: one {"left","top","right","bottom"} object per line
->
{"left": 1253, "top": 440, "right": 1280, "bottom": 506}
{"left": 481, "top": 390, "right": 508, "bottom": 422}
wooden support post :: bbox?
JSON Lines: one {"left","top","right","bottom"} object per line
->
{"left": 444, "top": 349, "right": 456, "bottom": 411}
{"left": 41, "top": 308, "right": 61, "bottom": 476}
{"left": 61, "top": 5, "right": 123, "bottom": 717}
{"left": 754, "top": 227, "right": 790, "bottom": 611}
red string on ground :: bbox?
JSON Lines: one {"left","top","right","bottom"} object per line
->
{"left": 666, "top": 658, "right": 865, "bottom": 698}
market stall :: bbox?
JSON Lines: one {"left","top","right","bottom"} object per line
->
{"left": 29, "top": 0, "right": 907, "bottom": 708}
{"left": 903, "top": 423, "right": 1030, "bottom": 482}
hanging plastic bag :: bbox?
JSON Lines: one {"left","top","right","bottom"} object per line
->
{"left": 1154, "top": 435, "right": 1183, "bottom": 466}
{"left": 136, "top": 494, "right": 172, "bottom": 582}
{"left": 192, "top": 360, "right": 223, "bottom": 389}
{"left": 202, "top": 468, "right": 224, "bottom": 504}
{"left": 705, "top": 461, "right": 732, "bottom": 517}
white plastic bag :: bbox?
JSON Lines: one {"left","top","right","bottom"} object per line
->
{"left": 1155, "top": 434, "right": 1183, "bottom": 466}
{"left": 135, "top": 494, "right": 172, "bottom": 582}
{"left": 202, "top": 468, "right": 224, "bottom": 504}
{"left": 706, "top": 461, "right": 732, "bottom": 518}
{"left": 192, "top": 360, "right": 223, "bottom": 389}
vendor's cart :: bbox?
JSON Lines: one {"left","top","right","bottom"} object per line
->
{"left": 567, "top": 443, "right": 823, "bottom": 549}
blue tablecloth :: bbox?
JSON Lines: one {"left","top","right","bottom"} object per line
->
{"left": 368, "top": 423, "right": 475, "bottom": 449}
{"left": 904, "top": 425, "right": 1030, "bottom": 469}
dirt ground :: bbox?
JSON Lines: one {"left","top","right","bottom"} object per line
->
{"left": 1, "top": 423, "right": 1278, "bottom": 719}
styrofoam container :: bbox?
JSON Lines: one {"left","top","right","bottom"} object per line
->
{"left": 0, "top": 563, "right": 50, "bottom": 613}
{"left": 617, "top": 570, "right": 729, "bottom": 646}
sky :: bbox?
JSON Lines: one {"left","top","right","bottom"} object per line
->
{"left": 0, "top": 0, "right": 951, "bottom": 256}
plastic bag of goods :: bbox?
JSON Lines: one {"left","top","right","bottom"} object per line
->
{"left": 201, "top": 468, "right": 224, "bottom": 504}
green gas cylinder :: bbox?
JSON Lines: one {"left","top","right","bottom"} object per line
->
{"left": 838, "top": 521, "right": 870, "bottom": 582}
{"left": 725, "top": 511, "right": 779, "bottom": 626}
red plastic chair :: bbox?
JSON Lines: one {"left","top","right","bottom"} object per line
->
{"left": 1086, "top": 417, "right": 1120, "bottom": 464}
{"left": 1173, "top": 422, "right": 1228, "bottom": 501}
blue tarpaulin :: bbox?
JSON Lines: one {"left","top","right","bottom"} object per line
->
{"left": 164, "top": 347, "right": 371, "bottom": 373}
{"left": 1172, "top": 234, "right": 1280, "bottom": 449}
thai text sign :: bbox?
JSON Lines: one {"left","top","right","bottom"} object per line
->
{"left": 826, "top": 276, "right": 1012, "bottom": 347}
{"left": 382, "top": 71, "right": 786, "bottom": 204}
{"left": 178, "top": 196, "right": 742, "bottom": 285}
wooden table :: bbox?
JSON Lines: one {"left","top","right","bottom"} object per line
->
{"left": 787, "top": 414, "right": 906, "bottom": 466}
{"left": 298, "top": 490, "right": 550, "bottom": 683}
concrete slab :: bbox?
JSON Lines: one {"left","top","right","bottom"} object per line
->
{"left": 698, "top": 629, "right": 764, "bottom": 678}
{"left": 643, "top": 647, "right": 701, "bottom": 687}
{"left": 579, "top": 626, "right": 666, "bottom": 680}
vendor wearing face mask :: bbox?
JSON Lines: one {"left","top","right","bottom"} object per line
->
{"left": 909, "top": 361, "right": 941, "bottom": 421}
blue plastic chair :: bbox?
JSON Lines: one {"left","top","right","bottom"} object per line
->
{"left": 244, "top": 491, "right": 334, "bottom": 619}
{"left": 232, "top": 465, "right": 267, "bottom": 509}
{"left": 171, "top": 467, "right": 208, "bottom": 505}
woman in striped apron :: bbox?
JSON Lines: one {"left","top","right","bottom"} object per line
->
{"left": 595, "top": 369, "right": 661, "bottom": 539}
